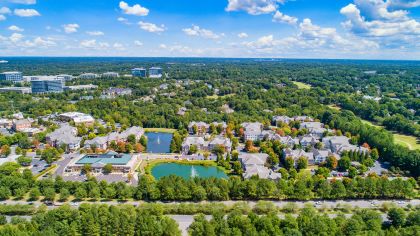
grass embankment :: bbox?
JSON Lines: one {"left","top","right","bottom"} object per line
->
{"left": 393, "top": 134, "right": 420, "bottom": 150}
{"left": 144, "top": 128, "right": 177, "bottom": 133}
{"left": 206, "top": 93, "right": 236, "bottom": 99}
{"left": 292, "top": 81, "right": 312, "bottom": 89}
{"left": 34, "top": 164, "right": 57, "bottom": 179}
{"left": 141, "top": 159, "right": 221, "bottom": 175}
{"left": 362, "top": 119, "right": 419, "bottom": 150}
{"left": 327, "top": 104, "right": 341, "bottom": 111}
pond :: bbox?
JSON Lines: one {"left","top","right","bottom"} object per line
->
{"left": 151, "top": 163, "right": 228, "bottom": 180}
{"left": 145, "top": 132, "right": 173, "bottom": 153}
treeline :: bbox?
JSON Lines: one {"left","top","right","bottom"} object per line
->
{"left": 0, "top": 204, "right": 180, "bottom": 236}
{"left": 189, "top": 207, "right": 420, "bottom": 236}
{"left": 339, "top": 96, "right": 419, "bottom": 137}
{"left": 321, "top": 110, "right": 420, "bottom": 176}
{"left": 137, "top": 175, "right": 416, "bottom": 201}
{"left": 0, "top": 163, "right": 416, "bottom": 202}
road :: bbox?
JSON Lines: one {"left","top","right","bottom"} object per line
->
{"left": 1, "top": 199, "right": 418, "bottom": 210}
{"left": 0, "top": 211, "right": 395, "bottom": 236}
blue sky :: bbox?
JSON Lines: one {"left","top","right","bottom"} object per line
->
{"left": 0, "top": 0, "right": 419, "bottom": 59}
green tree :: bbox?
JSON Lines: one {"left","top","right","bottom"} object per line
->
{"left": 103, "top": 164, "right": 113, "bottom": 174}
{"left": 59, "top": 188, "right": 70, "bottom": 201}
{"left": 388, "top": 208, "right": 406, "bottom": 228}
{"left": 296, "top": 157, "right": 308, "bottom": 171}
{"left": 29, "top": 188, "right": 41, "bottom": 201}
{"left": 338, "top": 156, "right": 351, "bottom": 171}
{"left": 315, "top": 167, "right": 330, "bottom": 178}
{"left": 284, "top": 157, "right": 295, "bottom": 170}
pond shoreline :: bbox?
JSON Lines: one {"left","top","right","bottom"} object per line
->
{"left": 143, "top": 159, "right": 221, "bottom": 175}
{"left": 149, "top": 161, "right": 228, "bottom": 180}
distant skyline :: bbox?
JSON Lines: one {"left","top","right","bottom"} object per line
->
{"left": 0, "top": 0, "right": 419, "bottom": 59}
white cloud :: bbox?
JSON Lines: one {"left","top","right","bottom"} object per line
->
{"left": 159, "top": 44, "right": 167, "bottom": 49}
{"left": 340, "top": 1, "right": 420, "bottom": 37}
{"left": 0, "top": 7, "right": 11, "bottom": 14}
{"left": 86, "top": 31, "right": 104, "bottom": 36}
{"left": 134, "top": 40, "right": 143, "bottom": 46}
{"left": 9, "top": 33, "right": 23, "bottom": 42}
{"left": 80, "top": 40, "right": 97, "bottom": 48}
{"left": 63, "top": 24, "right": 79, "bottom": 34}
{"left": 226, "top": 0, "right": 285, "bottom": 15}
{"left": 80, "top": 39, "right": 110, "bottom": 50}
{"left": 0, "top": 15, "right": 5, "bottom": 21}
{"left": 273, "top": 10, "right": 298, "bottom": 25}
{"left": 7, "top": 0, "right": 36, "bottom": 4}
{"left": 119, "top": 1, "right": 149, "bottom": 16}
{"left": 387, "top": 0, "right": 420, "bottom": 8}
{"left": 182, "top": 25, "right": 222, "bottom": 39}
{"left": 138, "top": 21, "right": 165, "bottom": 33}
{"left": 8, "top": 25, "right": 24, "bottom": 31}
{"left": 238, "top": 32, "right": 249, "bottom": 38}
{"left": 113, "top": 43, "right": 125, "bottom": 50}
{"left": 243, "top": 18, "right": 379, "bottom": 56}
{"left": 14, "top": 9, "right": 40, "bottom": 17}
{"left": 22, "top": 37, "right": 56, "bottom": 48}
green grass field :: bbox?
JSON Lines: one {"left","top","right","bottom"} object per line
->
{"left": 393, "top": 134, "right": 420, "bottom": 150}
{"left": 327, "top": 105, "right": 341, "bottom": 111}
{"left": 293, "top": 81, "right": 312, "bottom": 89}
{"left": 361, "top": 119, "right": 383, "bottom": 129}
{"left": 362, "top": 119, "right": 419, "bottom": 150}
{"left": 206, "top": 93, "right": 236, "bottom": 99}
{"left": 144, "top": 128, "right": 177, "bottom": 133}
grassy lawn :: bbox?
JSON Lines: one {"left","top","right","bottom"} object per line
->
{"left": 144, "top": 128, "right": 177, "bottom": 133}
{"left": 206, "top": 93, "right": 236, "bottom": 99}
{"left": 393, "top": 134, "right": 420, "bottom": 150}
{"left": 327, "top": 104, "right": 341, "bottom": 111}
{"left": 292, "top": 81, "right": 312, "bottom": 89}
{"left": 362, "top": 119, "right": 419, "bottom": 150}
{"left": 361, "top": 119, "right": 383, "bottom": 129}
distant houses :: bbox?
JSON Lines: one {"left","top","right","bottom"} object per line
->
{"left": 239, "top": 153, "right": 281, "bottom": 179}
{"left": 101, "top": 87, "right": 132, "bottom": 98}
{"left": 182, "top": 135, "right": 232, "bottom": 155}
{"left": 46, "top": 124, "right": 81, "bottom": 152}
{"left": 84, "top": 126, "right": 144, "bottom": 150}
{"left": 241, "top": 122, "right": 264, "bottom": 141}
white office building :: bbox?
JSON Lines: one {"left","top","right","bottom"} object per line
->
{"left": 0, "top": 72, "right": 23, "bottom": 82}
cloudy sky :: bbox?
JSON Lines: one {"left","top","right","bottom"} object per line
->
{"left": 0, "top": 0, "right": 419, "bottom": 59}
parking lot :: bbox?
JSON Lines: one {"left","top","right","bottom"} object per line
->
{"left": 30, "top": 158, "right": 49, "bottom": 175}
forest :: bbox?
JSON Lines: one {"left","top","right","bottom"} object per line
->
{"left": 0, "top": 58, "right": 419, "bottom": 178}
{"left": 0, "top": 203, "right": 418, "bottom": 236}
{"left": 0, "top": 163, "right": 416, "bottom": 202}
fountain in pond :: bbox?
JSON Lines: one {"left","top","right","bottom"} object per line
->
{"left": 191, "top": 166, "right": 198, "bottom": 178}
{"left": 156, "top": 135, "right": 161, "bottom": 144}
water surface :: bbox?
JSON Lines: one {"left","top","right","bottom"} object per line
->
{"left": 145, "top": 132, "right": 173, "bottom": 153}
{"left": 151, "top": 163, "right": 227, "bottom": 180}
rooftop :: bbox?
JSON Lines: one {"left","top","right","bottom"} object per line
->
{"left": 76, "top": 152, "right": 132, "bottom": 165}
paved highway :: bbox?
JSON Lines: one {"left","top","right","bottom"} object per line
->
{"left": 1, "top": 199, "right": 418, "bottom": 210}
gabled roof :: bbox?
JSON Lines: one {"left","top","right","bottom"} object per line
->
{"left": 239, "top": 153, "right": 268, "bottom": 166}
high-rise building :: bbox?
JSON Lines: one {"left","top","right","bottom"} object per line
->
{"left": 149, "top": 67, "right": 163, "bottom": 78}
{"left": 0, "top": 72, "right": 23, "bottom": 82}
{"left": 31, "top": 77, "right": 65, "bottom": 94}
{"left": 131, "top": 68, "right": 147, "bottom": 77}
